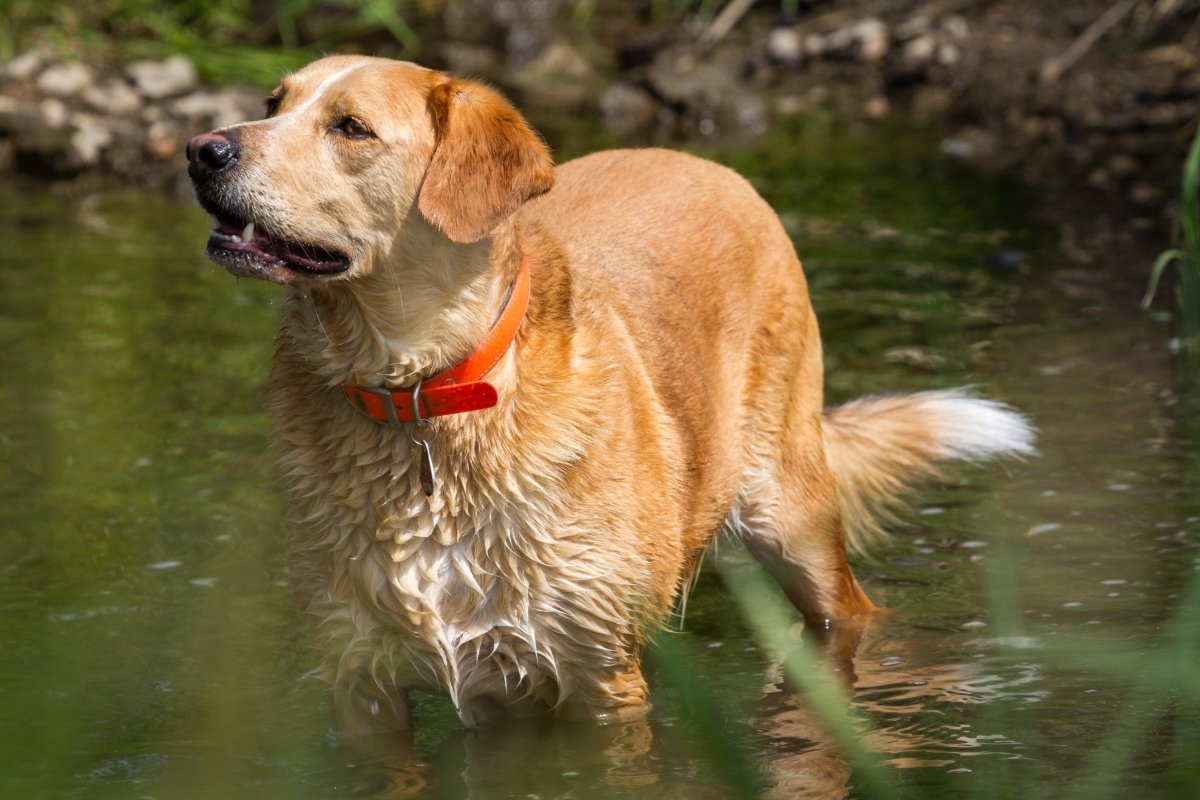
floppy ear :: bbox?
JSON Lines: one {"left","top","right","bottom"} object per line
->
{"left": 418, "top": 78, "right": 555, "bottom": 243}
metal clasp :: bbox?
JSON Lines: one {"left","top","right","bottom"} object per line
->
{"left": 408, "top": 378, "right": 437, "bottom": 496}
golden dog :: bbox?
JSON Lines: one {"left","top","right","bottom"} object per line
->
{"left": 187, "top": 55, "right": 1033, "bottom": 735}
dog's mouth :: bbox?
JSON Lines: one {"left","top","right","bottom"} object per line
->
{"left": 204, "top": 208, "right": 352, "bottom": 281}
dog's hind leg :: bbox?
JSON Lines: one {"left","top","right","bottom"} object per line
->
{"left": 731, "top": 407, "right": 876, "bottom": 646}
{"left": 724, "top": 424, "right": 878, "bottom": 671}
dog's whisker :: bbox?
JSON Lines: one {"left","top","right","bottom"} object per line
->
{"left": 391, "top": 261, "right": 408, "bottom": 331}
{"left": 304, "top": 291, "right": 338, "bottom": 348}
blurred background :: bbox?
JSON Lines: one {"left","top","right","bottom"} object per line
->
{"left": 1, "top": 2, "right": 1199, "bottom": 798}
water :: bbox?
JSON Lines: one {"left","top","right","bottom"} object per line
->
{"left": 1, "top": 115, "right": 1198, "bottom": 799}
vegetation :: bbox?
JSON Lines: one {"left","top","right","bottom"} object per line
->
{"left": 0, "top": 0, "right": 440, "bottom": 83}
{"left": 0, "top": 0, "right": 805, "bottom": 84}
{"left": 1144, "top": 125, "right": 1200, "bottom": 357}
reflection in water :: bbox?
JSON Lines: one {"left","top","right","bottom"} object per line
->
{"left": 346, "top": 713, "right": 732, "bottom": 799}
{"left": 2, "top": 114, "right": 1199, "bottom": 798}
{"left": 337, "top": 610, "right": 1070, "bottom": 799}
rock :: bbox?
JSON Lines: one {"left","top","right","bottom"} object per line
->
{"left": 1106, "top": 153, "right": 1139, "bottom": 178}
{"left": 531, "top": 40, "right": 592, "bottom": 81}
{"left": 68, "top": 113, "right": 112, "bottom": 166}
{"left": 1087, "top": 168, "right": 1114, "bottom": 190}
{"left": 2, "top": 48, "right": 50, "bottom": 82}
{"left": 940, "top": 14, "right": 970, "bottom": 42}
{"left": 767, "top": 27, "right": 804, "bottom": 66}
{"left": 0, "top": 97, "right": 107, "bottom": 175}
{"left": 936, "top": 42, "right": 961, "bottom": 68}
{"left": 36, "top": 62, "right": 95, "bottom": 97}
{"left": 127, "top": 55, "right": 197, "bottom": 100}
{"left": 884, "top": 346, "right": 948, "bottom": 369}
{"left": 81, "top": 79, "right": 142, "bottom": 116}
{"left": 900, "top": 35, "right": 936, "bottom": 71}
{"left": 38, "top": 98, "right": 70, "bottom": 128}
{"left": 169, "top": 90, "right": 261, "bottom": 130}
{"left": 983, "top": 250, "right": 1026, "bottom": 270}
{"left": 441, "top": 43, "right": 503, "bottom": 80}
{"left": 0, "top": 95, "right": 23, "bottom": 120}
{"left": 939, "top": 137, "right": 974, "bottom": 158}
{"left": 895, "top": 16, "right": 931, "bottom": 41}
{"left": 147, "top": 120, "right": 180, "bottom": 160}
{"left": 854, "top": 18, "right": 890, "bottom": 62}
{"left": 864, "top": 95, "right": 889, "bottom": 118}
{"left": 511, "top": 40, "right": 599, "bottom": 107}
{"left": 645, "top": 47, "right": 768, "bottom": 138}
{"left": 1130, "top": 182, "right": 1164, "bottom": 206}
{"left": 823, "top": 18, "right": 889, "bottom": 62}
{"left": 731, "top": 95, "right": 769, "bottom": 137}
{"left": 141, "top": 104, "right": 167, "bottom": 124}
{"left": 599, "top": 82, "right": 659, "bottom": 137}
{"left": 492, "top": 0, "right": 560, "bottom": 68}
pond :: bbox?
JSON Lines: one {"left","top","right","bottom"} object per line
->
{"left": 1, "top": 114, "right": 1197, "bottom": 799}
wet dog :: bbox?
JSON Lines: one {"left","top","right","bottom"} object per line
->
{"left": 187, "top": 55, "right": 1034, "bottom": 735}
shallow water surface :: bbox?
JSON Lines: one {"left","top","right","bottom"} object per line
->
{"left": 1, "top": 116, "right": 1197, "bottom": 799}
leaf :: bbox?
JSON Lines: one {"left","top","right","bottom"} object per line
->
{"left": 1141, "top": 248, "right": 1188, "bottom": 310}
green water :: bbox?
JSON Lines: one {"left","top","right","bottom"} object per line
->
{"left": 1, "top": 116, "right": 1197, "bottom": 799}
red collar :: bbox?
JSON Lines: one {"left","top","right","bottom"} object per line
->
{"left": 342, "top": 257, "right": 530, "bottom": 426}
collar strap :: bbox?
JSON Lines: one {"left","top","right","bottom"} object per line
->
{"left": 342, "top": 256, "right": 530, "bottom": 425}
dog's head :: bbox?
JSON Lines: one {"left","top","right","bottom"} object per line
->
{"left": 186, "top": 56, "right": 554, "bottom": 285}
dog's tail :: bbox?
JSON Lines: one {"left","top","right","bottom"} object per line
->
{"left": 822, "top": 388, "right": 1035, "bottom": 551}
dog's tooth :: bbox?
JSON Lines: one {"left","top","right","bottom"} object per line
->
{"left": 242, "top": 222, "right": 256, "bottom": 241}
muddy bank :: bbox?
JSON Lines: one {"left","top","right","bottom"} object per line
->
{"left": 0, "top": 1, "right": 1196, "bottom": 259}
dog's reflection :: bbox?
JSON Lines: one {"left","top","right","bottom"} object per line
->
{"left": 339, "top": 621, "right": 981, "bottom": 800}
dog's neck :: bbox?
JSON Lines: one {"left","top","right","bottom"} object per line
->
{"left": 285, "top": 220, "right": 524, "bottom": 389}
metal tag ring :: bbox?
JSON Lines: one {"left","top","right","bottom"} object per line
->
{"left": 407, "top": 378, "right": 438, "bottom": 446}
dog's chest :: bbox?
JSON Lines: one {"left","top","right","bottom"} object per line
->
{"left": 278, "top": 396, "right": 620, "bottom": 715}
{"left": 354, "top": 457, "right": 597, "bottom": 708}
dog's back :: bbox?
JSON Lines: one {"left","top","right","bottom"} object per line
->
{"left": 524, "top": 146, "right": 1033, "bottom": 625}
{"left": 523, "top": 147, "right": 819, "bottom": 536}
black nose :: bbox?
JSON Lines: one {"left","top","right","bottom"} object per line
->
{"left": 187, "top": 132, "right": 239, "bottom": 180}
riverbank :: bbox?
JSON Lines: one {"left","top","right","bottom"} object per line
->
{"left": 1, "top": 1, "right": 1196, "bottom": 263}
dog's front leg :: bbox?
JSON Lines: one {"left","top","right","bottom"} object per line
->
{"left": 329, "top": 676, "right": 432, "bottom": 798}
{"left": 332, "top": 673, "right": 415, "bottom": 739}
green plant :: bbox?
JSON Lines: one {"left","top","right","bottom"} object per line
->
{"left": 0, "top": 0, "right": 433, "bottom": 81}
{"left": 1143, "top": 124, "right": 1200, "bottom": 353}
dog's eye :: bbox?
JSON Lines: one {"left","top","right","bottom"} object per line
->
{"left": 333, "top": 116, "right": 373, "bottom": 139}
{"left": 264, "top": 91, "right": 282, "bottom": 118}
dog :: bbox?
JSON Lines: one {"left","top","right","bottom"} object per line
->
{"left": 187, "top": 55, "right": 1034, "bottom": 736}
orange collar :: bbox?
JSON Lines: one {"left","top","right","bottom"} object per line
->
{"left": 343, "top": 256, "right": 530, "bottom": 426}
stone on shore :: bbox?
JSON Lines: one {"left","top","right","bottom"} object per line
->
{"left": 127, "top": 55, "right": 198, "bottom": 100}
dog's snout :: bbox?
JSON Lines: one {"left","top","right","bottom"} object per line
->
{"left": 187, "top": 132, "right": 239, "bottom": 180}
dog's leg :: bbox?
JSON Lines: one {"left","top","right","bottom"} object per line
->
{"left": 733, "top": 413, "right": 875, "bottom": 661}
{"left": 554, "top": 660, "right": 652, "bottom": 724}
{"left": 332, "top": 673, "right": 415, "bottom": 739}
{"left": 330, "top": 676, "right": 431, "bottom": 798}
{"left": 590, "top": 667, "right": 652, "bottom": 724}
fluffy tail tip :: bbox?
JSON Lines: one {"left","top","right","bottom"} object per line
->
{"left": 922, "top": 389, "right": 1037, "bottom": 461}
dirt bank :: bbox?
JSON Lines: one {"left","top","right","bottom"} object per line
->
{"left": 1, "top": 1, "right": 1196, "bottom": 260}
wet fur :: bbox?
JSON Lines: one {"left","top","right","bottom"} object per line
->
{"left": 191, "top": 56, "right": 1034, "bottom": 735}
